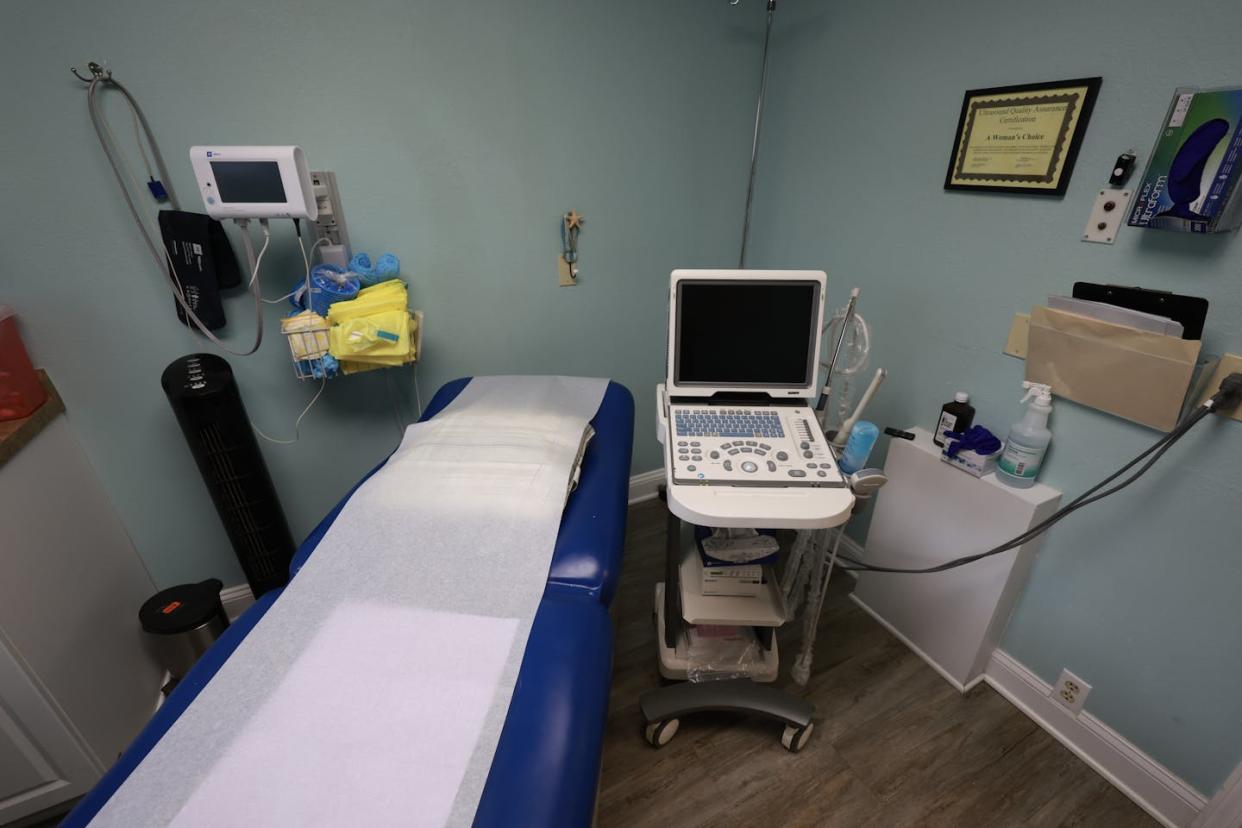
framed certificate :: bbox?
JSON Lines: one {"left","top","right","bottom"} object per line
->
{"left": 945, "top": 77, "right": 1101, "bottom": 195}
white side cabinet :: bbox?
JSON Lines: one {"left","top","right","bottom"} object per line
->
{"left": 852, "top": 428, "right": 1062, "bottom": 691}
{"left": 0, "top": 379, "right": 163, "bottom": 824}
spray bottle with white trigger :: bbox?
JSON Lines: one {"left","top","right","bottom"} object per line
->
{"left": 996, "top": 381, "right": 1053, "bottom": 488}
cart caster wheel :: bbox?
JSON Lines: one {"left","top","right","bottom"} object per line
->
{"left": 781, "top": 722, "right": 813, "bottom": 752}
{"left": 645, "top": 718, "right": 679, "bottom": 748}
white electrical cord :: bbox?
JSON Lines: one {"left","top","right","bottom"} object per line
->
{"left": 261, "top": 237, "right": 330, "bottom": 305}
{"left": 384, "top": 372, "right": 407, "bottom": 439}
{"left": 297, "top": 232, "right": 311, "bottom": 301}
{"left": 246, "top": 224, "right": 273, "bottom": 290}
{"left": 412, "top": 363, "right": 424, "bottom": 419}
{"left": 253, "top": 378, "right": 328, "bottom": 445}
{"left": 129, "top": 102, "right": 156, "bottom": 183}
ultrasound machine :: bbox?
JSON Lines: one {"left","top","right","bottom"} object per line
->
{"left": 663, "top": 269, "right": 845, "bottom": 489}
{"left": 642, "top": 270, "right": 854, "bottom": 752}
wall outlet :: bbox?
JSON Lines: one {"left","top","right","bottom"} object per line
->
{"left": 1052, "top": 668, "right": 1091, "bottom": 715}
{"left": 310, "top": 170, "right": 350, "bottom": 255}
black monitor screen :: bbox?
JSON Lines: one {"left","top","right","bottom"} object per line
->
{"left": 210, "top": 161, "right": 287, "bottom": 203}
{"left": 675, "top": 280, "right": 819, "bottom": 387}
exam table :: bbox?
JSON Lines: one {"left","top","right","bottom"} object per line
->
{"left": 65, "top": 378, "right": 635, "bottom": 827}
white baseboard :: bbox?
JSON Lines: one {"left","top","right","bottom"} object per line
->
{"left": 1193, "top": 759, "right": 1242, "bottom": 828}
{"left": 628, "top": 469, "right": 664, "bottom": 504}
{"left": 984, "top": 650, "right": 1205, "bottom": 828}
{"left": 219, "top": 583, "right": 255, "bottom": 622}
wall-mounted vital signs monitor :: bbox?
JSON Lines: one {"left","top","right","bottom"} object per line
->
{"left": 189, "top": 146, "right": 317, "bottom": 221}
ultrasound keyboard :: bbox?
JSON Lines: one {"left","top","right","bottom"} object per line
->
{"left": 668, "top": 403, "right": 845, "bottom": 487}
{"left": 674, "top": 408, "right": 785, "bottom": 439}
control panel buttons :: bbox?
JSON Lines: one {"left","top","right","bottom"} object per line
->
{"left": 669, "top": 405, "right": 842, "bottom": 486}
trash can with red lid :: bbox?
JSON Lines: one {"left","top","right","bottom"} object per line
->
{"left": 139, "top": 578, "right": 229, "bottom": 686}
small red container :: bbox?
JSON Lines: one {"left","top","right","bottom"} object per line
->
{"left": 0, "top": 306, "right": 46, "bottom": 421}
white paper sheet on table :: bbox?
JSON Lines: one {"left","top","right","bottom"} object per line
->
{"left": 89, "top": 375, "right": 608, "bottom": 828}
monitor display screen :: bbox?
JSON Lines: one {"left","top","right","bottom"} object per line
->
{"left": 675, "top": 280, "right": 819, "bottom": 387}
{"left": 210, "top": 161, "right": 287, "bottom": 203}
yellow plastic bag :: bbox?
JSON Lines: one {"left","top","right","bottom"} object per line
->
{"left": 326, "top": 281, "right": 408, "bottom": 325}
{"left": 329, "top": 309, "right": 410, "bottom": 360}
{"left": 280, "top": 310, "right": 330, "bottom": 360}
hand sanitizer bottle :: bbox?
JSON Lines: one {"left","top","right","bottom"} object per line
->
{"left": 996, "top": 382, "right": 1053, "bottom": 488}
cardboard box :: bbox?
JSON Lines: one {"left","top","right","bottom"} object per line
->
{"left": 1128, "top": 87, "right": 1242, "bottom": 233}
{"left": 941, "top": 447, "right": 999, "bottom": 478}
{"left": 701, "top": 564, "right": 764, "bottom": 598}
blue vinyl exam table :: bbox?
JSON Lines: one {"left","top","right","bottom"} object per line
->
{"left": 66, "top": 378, "right": 635, "bottom": 828}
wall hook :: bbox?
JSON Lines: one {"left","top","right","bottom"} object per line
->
{"left": 559, "top": 210, "right": 584, "bottom": 286}
{"left": 70, "top": 61, "right": 110, "bottom": 84}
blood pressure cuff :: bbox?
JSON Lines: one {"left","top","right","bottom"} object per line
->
{"left": 159, "top": 211, "right": 242, "bottom": 331}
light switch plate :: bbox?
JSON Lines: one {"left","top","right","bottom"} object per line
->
{"left": 310, "top": 170, "right": 350, "bottom": 253}
{"left": 1082, "top": 188, "right": 1133, "bottom": 244}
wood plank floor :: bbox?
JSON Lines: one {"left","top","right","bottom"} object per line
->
{"left": 597, "top": 500, "right": 1156, "bottom": 828}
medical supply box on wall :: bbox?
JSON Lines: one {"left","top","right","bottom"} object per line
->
{"left": 1128, "top": 87, "right": 1242, "bottom": 233}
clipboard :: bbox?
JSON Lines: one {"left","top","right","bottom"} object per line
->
{"left": 1072, "top": 282, "right": 1209, "bottom": 340}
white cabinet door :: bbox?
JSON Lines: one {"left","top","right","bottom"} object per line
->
{"left": 0, "top": 636, "right": 99, "bottom": 825}
{"left": 0, "top": 416, "right": 161, "bottom": 767}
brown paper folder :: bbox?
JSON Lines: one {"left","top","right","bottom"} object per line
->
{"left": 1025, "top": 306, "right": 1201, "bottom": 431}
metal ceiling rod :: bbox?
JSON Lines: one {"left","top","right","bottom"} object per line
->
{"left": 738, "top": 0, "right": 776, "bottom": 269}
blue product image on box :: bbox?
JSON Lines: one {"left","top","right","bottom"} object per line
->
{"left": 1128, "top": 87, "right": 1242, "bottom": 233}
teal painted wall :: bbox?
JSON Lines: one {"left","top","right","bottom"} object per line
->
{"left": 747, "top": 0, "right": 1242, "bottom": 795}
{"left": 2, "top": 2, "right": 760, "bottom": 586}
{"left": 9, "top": 0, "right": 1239, "bottom": 800}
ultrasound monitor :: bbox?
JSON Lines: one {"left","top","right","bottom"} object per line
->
{"left": 666, "top": 269, "right": 827, "bottom": 399}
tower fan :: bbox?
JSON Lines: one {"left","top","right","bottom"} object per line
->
{"left": 162, "top": 354, "right": 295, "bottom": 597}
